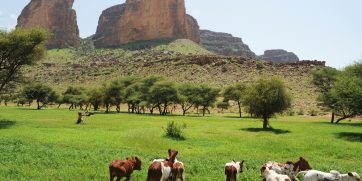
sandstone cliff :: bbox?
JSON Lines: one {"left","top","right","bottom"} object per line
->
{"left": 94, "top": 0, "right": 200, "bottom": 48}
{"left": 17, "top": 0, "right": 80, "bottom": 49}
{"left": 259, "top": 49, "right": 299, "bottom": 63}
{"left": 200, "top": 30, "right": 256, "bottom": 58}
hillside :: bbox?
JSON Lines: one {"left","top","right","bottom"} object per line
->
{"left": 23, "top": 39, "right": 323, "bottom": 113}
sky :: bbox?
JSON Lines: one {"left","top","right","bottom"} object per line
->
{"left": 1, "top": 0, "right": 361, "bottom": 69}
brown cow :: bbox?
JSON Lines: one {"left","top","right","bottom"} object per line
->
{"left": 171, "top": 159, "right": 185, "bottom": 181}
{"left": 147, "top": 149, "right": 178, "bottom": 181}
{"left": 109, "top": 156, "right": 142, "bottom": 181}
{"left": 261, "top": 157, "right": 312, "bottom": 181}
{"left": 224, "top": 160, "right": 244, "bottom": 181}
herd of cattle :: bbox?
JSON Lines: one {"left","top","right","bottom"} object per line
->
{"left": 109, "top": 149, "right": 360, "bottom": 181}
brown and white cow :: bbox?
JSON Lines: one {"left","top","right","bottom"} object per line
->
{"left": 224, "top": 160, "right": 244, "bottom": 181}
{"left": 261, "top": 167, "right": 291, "bottom": 181}
{"left": 109, "top": 156, "right": 142, "bottom": 181}
{"left": 295, "top": 170, "right": 360, "bottom": 181}
{"left": 171, "top": 159, "right": 185, "bottom": 181}
{"left": 147, "top": 149, "right": 178, "bottom": 181}
{"left": 261, "top": 157, "right": 312, "bottom": 180}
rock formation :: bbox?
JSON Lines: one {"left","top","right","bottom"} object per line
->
{"left": 94, "top": 0, "right": 200, "bottom": 48}
{"left": 200, "top": 30, "right": 256, "bottom": 58}
{"left": 17, "top": 0, "right": 80, "bottom": 49}
{"left": 259, "top": 49, "right": 299, "bottom": 63}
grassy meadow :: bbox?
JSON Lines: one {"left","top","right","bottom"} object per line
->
{"left": 0, "top": 106, "right": 361, "bottom": 180}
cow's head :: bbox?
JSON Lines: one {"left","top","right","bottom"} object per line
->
{"left": 347, "top": 172, "right": 360, "bottom": 181}
{"left": 167, "top": 149, "right": 178, "bottom": 163}
{"left": 294, "top": 157, "right": 312, "bottom": 171}
{"left": 134, "top": 156, "right": 142, "bottom": 170}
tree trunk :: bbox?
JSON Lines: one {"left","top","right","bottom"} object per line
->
{"left": 263, "top": 117, "right": 268, "bottom": 129}
{"left": 202, "top": 107, "right": 206, "bottom": 116}
{"left": 37, "top": 100, "right": 41, "bottom": 110}
{"left": 330, "top": 112, "right": 335, "bottom": 123}
{"left": 336, "top": 115, "right": 353, "bottom": 124}
{"left": 238, "top": 101, "right": 242, "bottom": 118}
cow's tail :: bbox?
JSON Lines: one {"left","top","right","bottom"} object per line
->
{"left": 294, "top": 171, "right": 308, "bottom": 181}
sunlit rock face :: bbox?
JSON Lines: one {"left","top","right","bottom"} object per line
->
{"left": 94, "top": 0, "right": 200, "bottom": 48}
{"left": 17, "top": 0, "right": 80, "bottom": 49}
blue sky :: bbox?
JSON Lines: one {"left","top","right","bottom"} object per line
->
{"left": 1, "top": 0, "right": 361, "bottom": 68}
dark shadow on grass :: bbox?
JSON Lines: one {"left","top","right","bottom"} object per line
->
{"left": 164, "top": 135, "right": 186, "bottom": 141}
{"left": 0, "top": 120, "right": 16, "bottom": 129}
{"left": 241, "top": 127, "right": 291, "bottom": 135}
{"left": 314, "top": 122, "right": 362, "bottom": 128}
{"left": 336, "top": 132, "right": 362, "bottom": 142}
{"left": 223, "top": 116, "right": 256, "bottom": 119}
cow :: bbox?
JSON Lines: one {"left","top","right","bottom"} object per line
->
{"left": 171, "top": 159, "right": 185, "bottom": 181}
{"left": 261, "top": 157, "right": 312, "bottom": 180}
{"left": 224, "top": 160, "right": 245, "bottom": 181}
{"left": 147, "top": 149, "right": 178, "bottom": 181}
{"left": 294, "top": 170, "right": 360, "bottom": 181}
{"left": 109, "top": 156, "right": 142, "bottom": 181}
{"left": 261, "top": 166, "right": 291, "bottom": 181}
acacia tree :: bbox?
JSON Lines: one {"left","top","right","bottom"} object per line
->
{"left": 197, "top": 85, "right": 220, "bottom": 116}
{"left": 243, "top": 77, "right": 291, "bottom": 129}
{"left": 223, "top": 84, "right": 246, "bottom": 118}
{"left": 149, "top": 81, "right": 179, "bottom": 115}
{"left": 63, "top": 86, "right": 86, "bottom": 110}
{"left": 312, "top": 67, "right": 340, "bottom": 123}
{"left": 87, "top": 88, "right": 103, "bottom": 111}
{"left": 328, "top": 62, "right": 362, "bottom": 123}
{"left": 0, "top": 28, "right": 49, "bottom": 94}
{"left": 178, "top": 84, "right": 199, "bottom": 116}
{"left": 22, "top": 83, "right": 58, "bottom": 110}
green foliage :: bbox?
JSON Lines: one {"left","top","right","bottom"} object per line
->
{"left": 0, "top": 28, "right": 49, "bottom": 93}
{"left": 216, "top": 101, "right": 230, "bottom": 113}
{"left": 223, "top": 83, "right": 246, "bottom": 117}
{"left": 86, "top": 88, "right": 103, "bottom": 111}
{"left": 62, "top": 86, "right": 87, "bottom": 110}
{"left": 164, "top": 121, "right": 186, "bottom": 140}
{"left": 243, "top": 77, "right": 292, "bottom": 128}
{"left": 308, "top": 109, "right": 319, "bottom": 116}
{"left": 312, "top": 67, "right": 339, "bottom": 93}
{"left": 178, "top": 84, "right": 200, "bottom": 115}
{"left": 149, "top": 81, "right": 179, "bottom": 115}
{"left": 21, "top": 83, "right": 58, "bottom": 109}
{"left": 197, "top": 85, "right": 220, "bottom": 116}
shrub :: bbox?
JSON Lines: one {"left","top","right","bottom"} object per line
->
{"left": 297, "top": 109, "right": 304, "bottom": 115}
{"left": 165, "top": 121, "right": 186, "bottom": 140}
{"left": 309, "top": 109, "right": 319, "bottom": 116}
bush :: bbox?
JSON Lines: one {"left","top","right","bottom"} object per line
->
{"left": 297, "top": 109, "right": 304, "bottom": 115}
{"left": 285, "top": 109, "right": 295, "bottom": 116}
{"left": 165, "top": 121, "right": 186, "bottom": 140}
{"left": 309, "top": 109, "right": 319, "bottom": 116}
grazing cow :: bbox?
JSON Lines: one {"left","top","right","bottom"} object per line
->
{"left": 171, "top": 159, "right": 185, "bottom": 181}
{"left": 261, "top": 166, "right": 291, "bottom": 181}
{"left": 261, "top": 157, "right": 312, "bottom": 180}
{"left": 224, "top": 160, "right": 244, "bottom": 181}
{"left": 295, "top": 170, "right": 360, "bottom": 181}
{"left": 147, "top": 149, "right": 178, "bottom": 181}
{"left": 109, "top": 156, "right": 142, "bottom": 181}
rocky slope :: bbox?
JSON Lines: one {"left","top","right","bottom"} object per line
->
{"left": 200, "top": 30, "right": 256, "bottom": 58}
{"left": 259, "top": 49, "right": 299, "bottom": 63}
{"left": 94, "top": 0, "right": 200, "bottom": 48}
{"left": 17, "top": 0, "right": 80, "bottom": 49}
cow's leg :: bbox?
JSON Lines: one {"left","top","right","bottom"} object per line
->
{"left": 125, "top": 175, "right": 130, "bottom": 181}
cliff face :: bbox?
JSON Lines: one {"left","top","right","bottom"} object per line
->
{"left": 259, "top": 49, "right": 299, "bottom": 63}
{"left": 200, "top": 30, "right": 256, "bottom": 58}
{"left": 17, "top": 0, "right": 80, "bottom": 49}
{"left": 94, "top": 0, "right": 200, "bottom": 48}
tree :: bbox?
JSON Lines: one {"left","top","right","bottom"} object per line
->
{"left": 103, "top": 80, "right": 123, "bottom": 113}
{"left": 22, "top": 83, "right": 58, "bottom": 109}
{"left": 178, "top": 84, "right": 200, "bottom": 116}
{"left": 216, "top": 101, "right": 229, "bottom": 113}
{"left": 149, "top": 81, "right": 179, "bottom": 115}
{"left": 0, "top": 28, "right": 49, "bottom": 94}
{"left": 197, "top": 85, "right": 220, "bottom": 116}
{"left": 243, "top": 77, "right": 291, "bottom": 129}
{"left": 223, "top": 84, "right": 246, "bottom": 118}
{"left": 328, "top": 62, "right": 362, "bottom": 123}
{"left": 63, "top": 86, "right": 86, "bottom": 110}
{"left": 312, "top": 67, "right": 340, "bottom": 123}
{"left": 87, "top": 88, "right": 103, "bottom": 111}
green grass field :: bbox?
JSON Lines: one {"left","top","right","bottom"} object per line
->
{"left": 0, "top": 106, "right": 361, "bottom": 180}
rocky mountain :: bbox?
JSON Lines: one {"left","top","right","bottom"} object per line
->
{"left": 259, "top": 49, "right": 299, "bottom": 63}
{"left": 17, "top": 0, "right": 80, "bottom": 49}
{"left": 94, "top": 0, "right": 200, "bottom": 48}
{"left": 200, "top": 30, "right": 256, "bottom": 58}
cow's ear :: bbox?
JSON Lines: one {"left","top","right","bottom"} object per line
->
{"left": 233, "top": 159, "right": 236, "bottom": 163}
{"left": 348, "top": 172, "right": 353, "bottom": 177}
{"left": 241, "top": 160, "right": 245, "bottom": 164}
{"left": 299, "top": 157, "right": 304, "bottom": 161}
